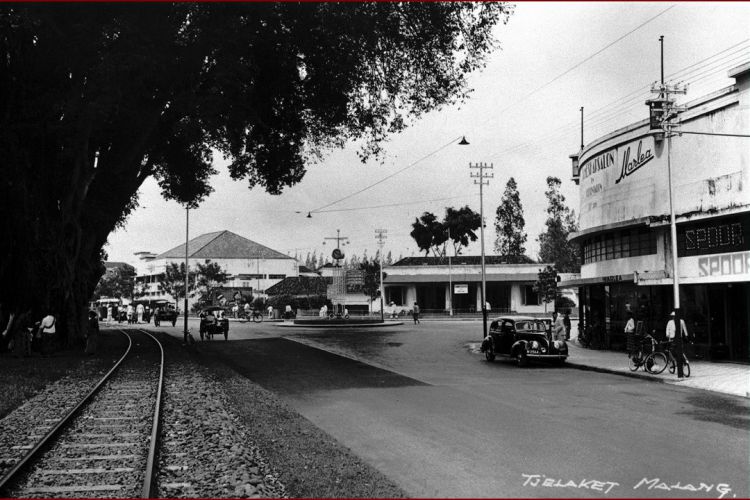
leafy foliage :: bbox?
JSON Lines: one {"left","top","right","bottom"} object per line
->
{"left": 494, "top": 177, "right": 530, "bottom": 262}
{"left": 92, "top": 266, "right": 135, "bottom": 300}
{"left": 195, "top": 262, "right": 229, "bottom": 301}
{"left": 359, "top": 260, "right": 386, "bottom": 301}
{"left": 537, "top": 177, "right": 581, "bottom": 272}
{"left": 533, "top": 265, "right": 558, "bottom": 313}
{"left": 0, "top": 3, "right": 510, "bottom": 344}
{"left": 159, "top": 263, "right": 197, "bottom": 302}
{"left": 410, "top": 206, "right": 481, "bottom": 257}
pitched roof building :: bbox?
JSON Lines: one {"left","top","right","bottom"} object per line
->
{"left": 135, "top": 230, "right": 298, "bottom": 303}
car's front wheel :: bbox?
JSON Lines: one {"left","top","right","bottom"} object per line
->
{"left": 516, "top": 350, "right": 528, "bottom": 367}
{"left": 485, "top": 343, "right": 496, "bottom": 362}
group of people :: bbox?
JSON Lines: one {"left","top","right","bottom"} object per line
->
{"left": 102, "top": 302, "right": 146, "bottom": 324}
{"left": 1, "top": 311, "right": 58, "bottom": 357}
{"left": 624, "top": 309, "right": 690, "bottom": 349}
{"left": 552, "top": 311, "right": 572, "bottom": 341}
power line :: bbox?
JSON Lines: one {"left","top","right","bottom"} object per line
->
{"left": 309, "top": 136, "right": 462, "bottom": 214}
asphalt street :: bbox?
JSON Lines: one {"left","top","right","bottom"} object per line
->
{"left": 151, "top": 319, "right": 750, "bottom": 498}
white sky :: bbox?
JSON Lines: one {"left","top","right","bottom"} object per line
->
{"left": 106, "top": 2, "right": 750, "bottom": 268}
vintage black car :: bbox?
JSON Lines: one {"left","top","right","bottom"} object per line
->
{"left": 481, "top": 316, "right": 567, "bottom": 366}
{"left": 199, "top": 306, "right": 229, "bottom": 340}
{"left": 152, "top": 300, "right": 178, "bottom": 327}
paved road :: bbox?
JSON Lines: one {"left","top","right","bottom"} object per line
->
{"left": 155, "top": 319, "right": 750, "bottom": 498}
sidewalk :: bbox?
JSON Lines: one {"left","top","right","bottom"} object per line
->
{"left": 566, "top": 340, "right": 750, "bottom": 399}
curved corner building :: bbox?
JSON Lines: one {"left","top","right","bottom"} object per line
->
{"left": 562, "top": 62, "right": 749, "bottom": 362}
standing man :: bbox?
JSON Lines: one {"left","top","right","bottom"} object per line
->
{"left": 412, "top": 302, "right": 420, "bottom": 325}
{"left": 624, "top": 310, "right": 636, "bottom": 357}
{"left": 553, "top": 312, "right": 566, "bottom": 341}
{"left": 665, "top": 310, "right": 688, "bottom": 341}
{"left": 136, "top": 302, "right": 145, "bottom": 324}
{"left": 563, "top": 311, "right": 572, "bottom": 340}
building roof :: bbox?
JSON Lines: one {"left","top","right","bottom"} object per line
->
{"left": 265, "top": 276, "right": 329, "bottom": 296}
{"left": 392, "top": 255, "right": 536, "bottom": 266}
{"left": 385, "top": 273, "right": 539, "bottom": 283}
{"left": 155, "top": 230, "right": 293, "bottom": 260}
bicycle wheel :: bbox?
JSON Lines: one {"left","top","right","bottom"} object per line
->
{"left": 252, "top": 313, "right": 263, "bottom": 323}
{"left": 628, "top": 351, "right": 643, "bottom": 371}
{"left": 646, "top": 352, "right": 668, "bottom": 374}
{"left": 671, "top": 355, "right": 690, "bottom": 377}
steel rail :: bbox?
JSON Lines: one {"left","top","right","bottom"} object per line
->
{"left": 0, "top": 329, "right": 133, "bottom": 495}
{"left": 139, "top": 329, "right": 165, "bottom": 498}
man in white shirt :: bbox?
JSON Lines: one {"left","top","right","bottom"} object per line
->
{"left": 665, "top": 310, "right": 688, "bottom": 340}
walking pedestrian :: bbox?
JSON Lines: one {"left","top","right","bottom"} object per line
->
{"left": 412, "top": 302, "right": 420, "bottom": 324}
{"left": 266, "top": 304, "right": 273, "bottom": 319}
{"left": 563, "top": 311, "right": 572, "bottom": 340}
{"left": 106, "top": 305, "right": 113, "bottom": 323}
{"left": 284, "top": 304, "right": 293, "bottom": 320}
{"left": 136, "top": 302, "right": 144, "bottom": 324}
{"left": 126, "top": 303, "right": 134, "bottom": 324}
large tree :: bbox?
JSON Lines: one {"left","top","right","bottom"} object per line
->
{"left": 537, "top": 177, "right": 581, "bottom": 272}
{"left": 195, "top": 262, "right": 229, "bottom": 303}
{"left": 410, "top": 206, "right": 482, "bottom": 258}
{"left": 493, "top": 177, "right": 532, "bottom": 263}
{"left": 0, "top": 3, "right": 510, "bottom": 346}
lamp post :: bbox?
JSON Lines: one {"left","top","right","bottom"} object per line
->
{"left": 470, "top": 162, "right": 493, "bottom": 337}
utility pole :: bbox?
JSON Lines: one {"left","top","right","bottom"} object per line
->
{"left": 375, "top": 229, "right": 387, "bottom": 322}
{"left": 470, "top": 162, "right": 493, "bottom": 338}
{"left": 446, "top": 227, "right": 453, "bottom": 317}
{"left": 648, "top": 35, "right": 688, "bottom": 378}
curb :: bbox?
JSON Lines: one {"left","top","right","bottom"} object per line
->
{"left": 565, "top": 362, "right": 667, "bottom": 385}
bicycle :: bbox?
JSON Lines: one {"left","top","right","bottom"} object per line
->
{"left": 238, "top": 310, "right": 264, "bottom": 323}
{"left": 628, "top": 335, "right": 668, "bottom": 374}
{"left": 663, "top": 341, "right": 691, "bottom": 378}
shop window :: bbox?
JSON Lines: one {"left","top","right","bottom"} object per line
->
{"left": 582, "top": 227, "right": 656, "bottom": 264}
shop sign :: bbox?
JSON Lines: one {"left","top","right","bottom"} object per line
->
{"left": 578, "top": 135, "right": 663, "bottom": 231}
{"left": 698, "top": 250, "right": 750, "bottom": 278}
{"left": 454, "top": 284, "right": 468, "bottom": 294}
{"left": 601, "top": 275, "right": 626, "bottom": 283}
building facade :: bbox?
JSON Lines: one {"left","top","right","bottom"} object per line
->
{"left": 135, "top": 230, "right": 298, "bottom": 307}
{"left": 384, "top": 257, "right": 556, "bottom": 315}
{"left": 562, "top": 62, "right": 750, "bottom": 361}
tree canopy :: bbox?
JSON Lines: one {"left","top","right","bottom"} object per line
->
{"left": 537, "top": 177, "right": 581, "bottom": 272}
{"left": 494, "top": 177, "right": 532, "bottom": 263}
{"left": 0, "top": 3, "right": 510, "bottom": 346}
{"left": 410, "top": 206, "right": 482, "bottom": 258}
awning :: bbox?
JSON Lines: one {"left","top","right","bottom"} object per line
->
{"left": 558, "top": 273, "right": 635, "bottom": 288}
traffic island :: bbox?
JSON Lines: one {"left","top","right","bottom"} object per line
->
{"left": 277, "top": 318, "right": 404, "bottom": 328}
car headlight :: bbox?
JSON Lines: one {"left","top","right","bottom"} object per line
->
{"left": 530, "top": 341, "right": 539, "bottom": 350}
{"left": 541, "top": 347, "right": 547, "bottom": 353}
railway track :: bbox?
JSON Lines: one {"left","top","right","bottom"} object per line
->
{"left": 0, "top": 329, "right": 164, "bottom": 498}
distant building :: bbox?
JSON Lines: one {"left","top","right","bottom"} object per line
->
{"left": 135, "top": 230, "right": 298, "bottom": 307}
{"left": 384, "top": 256, "right": 555, "bottom": 315}
{"left": 562, "top": 62, "right": 750, "bottom": 361}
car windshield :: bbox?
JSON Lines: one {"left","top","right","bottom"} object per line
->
{"left": 515, "top": 321, "right": 546, "bottom": 332}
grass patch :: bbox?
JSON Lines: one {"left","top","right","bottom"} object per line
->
{"left": 0, "top": 329, "right": 127, "bottom": 419}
